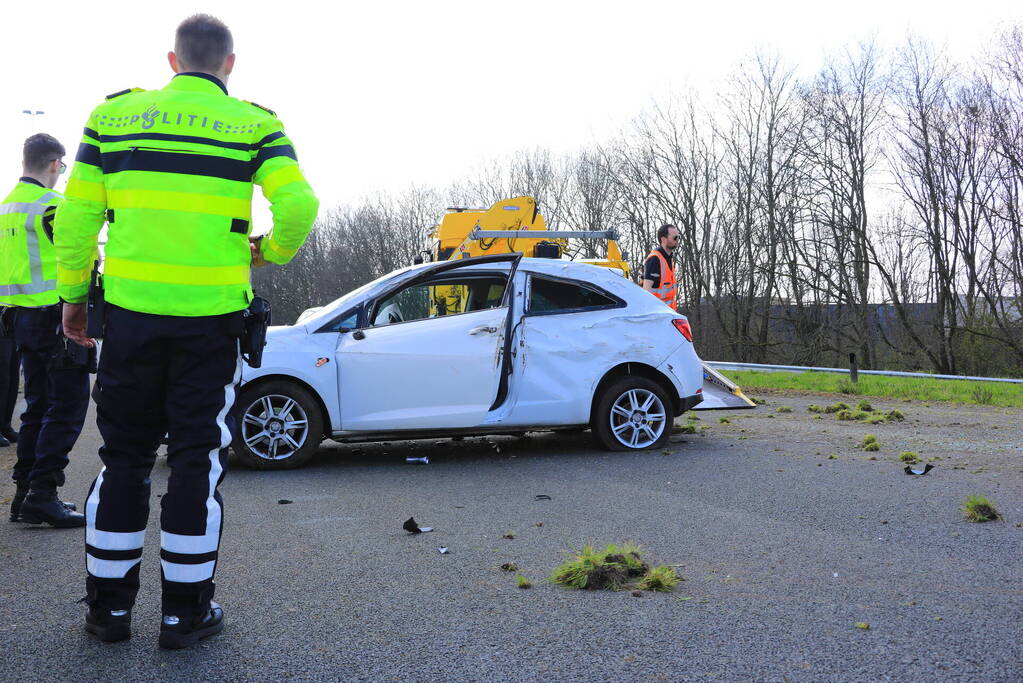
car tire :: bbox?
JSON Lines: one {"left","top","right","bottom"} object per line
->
{"left": 591, "top": 376, "right": 672, "bottom": 451}
{"left": 232, "top": 380, "right": 324, "bottom": 470}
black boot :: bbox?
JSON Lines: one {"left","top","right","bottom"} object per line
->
{"left": 18, "top": 489, "right": 86, "bottom": 528}
{"left": 0, "top": 425, "right": 17, "bottom": 444}
{"left": 9, "top": 482, "right": 29, "bottom": 522}
{"left": 159, "top": 602, "right": 224, "bottom": 649}
{"left": 85, "top": 606, "right": 132, "bottom": 643}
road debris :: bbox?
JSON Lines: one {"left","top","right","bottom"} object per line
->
{"left": 403, "top": 517, "right": 433, "bottom": 534}
{"left": 278, "top": 499, "right": 293, "bottom": 505}
{"left": 550, "top": 543, "right": 680, "bottom": 592}
{"left": 406, "top": 456, "right": 430, "bottom": 465}
{"left": 962, "top": 495, "right": 1001, "bottom": 522}
{"left": 437, "top": 547, "right": 449, "bottom": 554}
{"left": 534, "top": 494, "right": 552, "bottom": 501}
{"left": 904, "top": 464, "right": 935, "bottom": 476}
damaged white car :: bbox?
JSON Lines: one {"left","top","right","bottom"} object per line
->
{"left": 233, "top": 254, "right": 707, "bottom": 469}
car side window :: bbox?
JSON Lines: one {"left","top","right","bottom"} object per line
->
{"left": 372, "top": 274, "right": 508, "bottom": 327}
{"left": 527, "top": 276, "right": 618, "bottom": 314}
{"left": 334, "top": 311, "right": 359, "bottom": 331}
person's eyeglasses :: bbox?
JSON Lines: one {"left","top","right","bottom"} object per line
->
{"left": 54, "top": 160, "right": 67, "bottom": 175}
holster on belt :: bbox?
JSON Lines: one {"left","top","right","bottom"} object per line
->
{"left": 86, "top": 260, "right": 106, "bottom": 340}
{"left": 240, "top": 296, "right": 271, "bottom": 369}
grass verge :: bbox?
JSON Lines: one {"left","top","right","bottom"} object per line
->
{"left": 723, "top": 370, "right": 1023, "bottom": 408}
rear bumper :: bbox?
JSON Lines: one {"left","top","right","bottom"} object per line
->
{"left": 677, "top": 392, "right": 703, "bottom": 415}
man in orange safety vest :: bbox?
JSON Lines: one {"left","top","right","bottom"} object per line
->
{"left": 641, "top": 223, "right": 679, "bottom": 310}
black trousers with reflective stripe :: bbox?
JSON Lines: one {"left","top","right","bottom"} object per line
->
{"left": 86, "top": 305, "right": 242, "bottom": 616}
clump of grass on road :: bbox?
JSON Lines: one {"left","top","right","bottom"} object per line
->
{"left": 550, "top": 543, "right": 679, "bottom": 592}
{"left": 516, "top": 575, "right": 532, "bottom": 589}
{"left": 899, "top": 451, "right": 920, "bottom": 464}
{"left": 723, "top": 370, "right": 1023, "bottom": 408}
{"left": 962, "top": 495, "right": 1001, "bottom": 523}
{"left": 636, "top": 565, "right": 681, "bottom": 592}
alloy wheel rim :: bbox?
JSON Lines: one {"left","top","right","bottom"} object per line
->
{"left": 241, "top": 394, "right": 309, "bottom": 460}
{"left": 608, "top": 388, "right": 666, "bottom": 448}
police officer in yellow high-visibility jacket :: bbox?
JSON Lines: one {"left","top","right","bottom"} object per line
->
{"left": 54, "top": 15, "right": 318, "bottom": 649}
{"left": 2, "top": 134, "right": 90, "bottom": 528}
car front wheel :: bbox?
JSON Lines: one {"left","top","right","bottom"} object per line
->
{"left": 592, "top": 377, "right": 672, "bottom": 451}
{"left": 232, "top": 380, "right": 324, "bottom": 469}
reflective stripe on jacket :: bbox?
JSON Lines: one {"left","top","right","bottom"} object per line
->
{"left": 646, "top": 248, "right": 677, "bottom": 311}
{"left": 0, "top": 181, "right": 62, "bottom": 307}
{"left": 55, "top": 73, "right": 319, "bottom": 316}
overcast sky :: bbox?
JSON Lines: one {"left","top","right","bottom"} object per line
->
{"left": 2, "top": 0, "right": 1020, "bottom": 230}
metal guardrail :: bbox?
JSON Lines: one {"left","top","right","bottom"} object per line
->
{"left": 706, "top": 361, "right": 1023, "bottom": 385}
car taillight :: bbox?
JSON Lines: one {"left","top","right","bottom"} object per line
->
{"left": 672, "top": 318, "right": 693, "bottom": 342}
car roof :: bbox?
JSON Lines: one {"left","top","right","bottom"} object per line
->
{"left": 296, "top": 256, "right": 670, "bottom": 330}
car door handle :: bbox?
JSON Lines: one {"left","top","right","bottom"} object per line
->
{"left": 469, "top": 325, "right": 498, "bottom": 335}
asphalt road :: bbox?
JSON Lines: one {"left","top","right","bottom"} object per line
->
{"left": 1, "top": 393, "right": 1021, "bottom": 682}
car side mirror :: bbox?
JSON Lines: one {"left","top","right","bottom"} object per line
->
{"left": 352, "top": 329, "right": 366, "bottom": 340}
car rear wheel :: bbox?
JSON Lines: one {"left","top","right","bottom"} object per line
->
{"left": 592, "top": 377, "right": 672, "bottom": 451}
{"left": 232, "top": 380, "right": 324, "bottom": 469}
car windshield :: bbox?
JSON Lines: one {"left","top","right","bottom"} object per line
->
{"left": 292, "top": 266, "right": 420, "bottom": 327}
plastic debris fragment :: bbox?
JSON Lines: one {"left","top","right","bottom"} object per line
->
{"left": 904, "top": 464, "right": 935, "bottom": 476}
{"left": 534, "top": 494, "right": 552, "bottom": 501}
{"left": 438, "top": 547, "right": 449, "bottom": 554}
{"left": 278, "top": 499, "right": 293, "bottom": 505}
{"left": 403, "top": 516, "right": 433, "bottom": 534}
{"left": 406, "top": 456, "right": 429, "bottom": 464}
